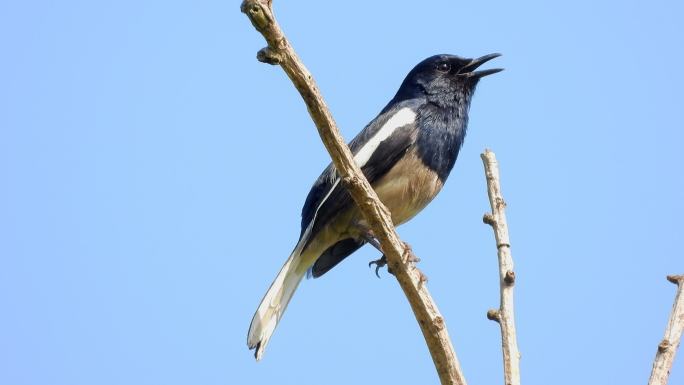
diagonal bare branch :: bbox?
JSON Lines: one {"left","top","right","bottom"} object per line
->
{"left": 240, "top": 1, "right": 466, "bottom": 384}
{"left": 648, "top": 275, "right": 684, "bottom": 385}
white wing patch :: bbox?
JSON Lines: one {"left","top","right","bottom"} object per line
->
{"left": 298, "top": 107, "right": 415, "bottom": 251}
{"left": 354, "top": 107, "right": 416, "bottom": 167}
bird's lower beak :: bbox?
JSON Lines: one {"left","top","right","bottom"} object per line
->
{"left": 459, "top": 53, "right": 503, "bottom": 79}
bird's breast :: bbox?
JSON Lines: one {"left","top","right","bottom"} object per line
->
{"left": 371, "top": 149, "right": 444, "bottom": 226}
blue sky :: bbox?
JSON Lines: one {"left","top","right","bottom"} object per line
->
{"left": 1, "top": 1, "right": 683, "bottom": 384}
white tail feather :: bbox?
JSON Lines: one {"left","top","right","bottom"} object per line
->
{"left": 247, "top": 249, "right": 306, "bottom": 361}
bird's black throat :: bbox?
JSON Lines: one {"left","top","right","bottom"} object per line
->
{"left": 415, "top": 86, "right": 474, "bottom": 182}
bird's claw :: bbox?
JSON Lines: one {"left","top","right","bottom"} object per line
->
{"left": 368, "top": 247, "right": 421, "bottom": 278}
{"left": 368, "top": 255, "right": 388, "bottom": 278}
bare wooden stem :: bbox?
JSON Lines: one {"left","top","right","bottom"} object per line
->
{"left": 240, "top": 1, "right": 466, "bottom": 384}
{"left": 481, "top": 149, "right": 521, "bottom": 385}
{"left": 647, "top": 275, "right": 684, "bottom": 385}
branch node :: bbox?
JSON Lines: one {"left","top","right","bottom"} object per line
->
{"left": 487, "top": 309, "right": 501, "bottom": 323}
{"left": 504, "top": 270, "right": 516, "bottom": 285}
{"left": 658, "top": 339, "right": 671, "bottom": 353}
{"left": 434, "top": 316, "right": 445, "bottom": 331}
{"left": 256, "top": 47, "right": 282, "bottom": 65}
{"left": 341, "top": 175, "right": 359, "bottom": 189}
{"left": 495, "top": 197, "right": 507, "bottom": 209}
{"left": 417, "top": 269, "right": 429, "bottom": 289}
{"left": 483, "top": 213, "right": 496, "bottom": 226}
{"left": 402, "top": 242, "right": 419, "bottom": 265}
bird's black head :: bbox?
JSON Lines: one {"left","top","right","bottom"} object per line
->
{"left": 392, "top": 53, "right": 502, "bottom": 106}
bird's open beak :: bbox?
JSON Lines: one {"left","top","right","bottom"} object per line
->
{"left": 459, "top": 53, "right": 503, "bottom": 79}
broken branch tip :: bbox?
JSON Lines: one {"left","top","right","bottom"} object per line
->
{"left": 666, "top": 275, "right": 683, "bottom": 285}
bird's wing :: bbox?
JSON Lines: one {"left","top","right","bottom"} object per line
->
{"left": 308, "top": 238, "right": 365, "bottom": 278}
{"left": 299, "top": 102, "right": 420, "bottom": 249}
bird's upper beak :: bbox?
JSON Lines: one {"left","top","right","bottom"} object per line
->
{"left": 458, "top": 53, "right": 503, "bottom": 79}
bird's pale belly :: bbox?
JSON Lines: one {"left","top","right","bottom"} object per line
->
{"left": 331, "top": 150, "right": 444, "bottom": 236}
{"left": 372, "top": 150, "right": 444, "bottom": 226}
{"left": 297, "top": 150, "right": 444, "bottom": 271}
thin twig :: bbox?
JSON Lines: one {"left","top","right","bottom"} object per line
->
{"left": 647, "top": 275, "right": 684, "bottom": 385}
{"left": 481, "top": 149, "right": 521, "bottom": 385}
{"left": 240, "top": 1, "right": 466, "bottom": 384}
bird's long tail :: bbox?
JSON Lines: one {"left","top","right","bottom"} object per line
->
{"left": 247, "top": 249, "right": 306, "bottom": 361}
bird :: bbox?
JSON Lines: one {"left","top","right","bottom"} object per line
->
{"left": 247, "top": 53, "right": 502, "bottom": 360}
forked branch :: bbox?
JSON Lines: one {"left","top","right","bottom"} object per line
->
{"left": 240, "top": 1, "right": 466, "bottom": 384}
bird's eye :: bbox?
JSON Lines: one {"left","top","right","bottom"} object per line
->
{"left": 436, "top": 62, "right": 451, "bottom": 73}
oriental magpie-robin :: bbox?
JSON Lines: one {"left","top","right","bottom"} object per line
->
{"left": 248, "top": 53, "right": 502, "bottom": 360}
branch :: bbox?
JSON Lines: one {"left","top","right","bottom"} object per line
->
{"left": 481, "top": 149, "right": 521, "bottom": 385}
{"left": 648, "top": 275, "right": 684, "bottom": 385}
{"left": 240, "top": 1, "right": 466, "bottom": 384}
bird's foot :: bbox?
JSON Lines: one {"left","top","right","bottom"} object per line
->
{"left": 368, "top": 255, "right": 394, "bottom": 278}
{"left": 369, "top": 242, "right": 420, "bottom": 278}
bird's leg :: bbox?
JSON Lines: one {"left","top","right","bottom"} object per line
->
{"left": 361, "top": 229, "right": 382, "bottom": 251}
{"left": 359, "top": 229, "right": 393, "bottom": 278}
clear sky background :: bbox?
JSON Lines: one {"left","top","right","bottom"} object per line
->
{"left": 1, "top": 1, "right": 683, "bottom": 384}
